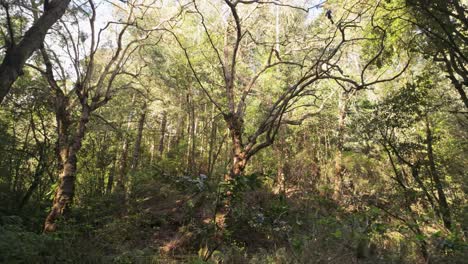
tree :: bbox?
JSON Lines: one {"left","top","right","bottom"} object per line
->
{"left": 0, "top": 0, "right": 72, "bottom": 103}
{"left": 157, "top": 0, "right": 411, "bottom": 233}
{"left": 381, "top": 0, "right": 468, "bottom": 108}
{"left": 27, "top": 0, "right": 153, "bottom": 232}
{"left": 410, "top": 0, "right": 468, "bottom": 108}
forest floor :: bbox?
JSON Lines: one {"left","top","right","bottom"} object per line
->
{"left": 1, "top": 172, "right": 465, "bottom": 263}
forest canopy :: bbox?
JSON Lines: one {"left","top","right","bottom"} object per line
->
{"left": 0, "top": 0, "right": 467, "bottom": 263}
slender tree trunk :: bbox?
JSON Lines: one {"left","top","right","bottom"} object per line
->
{"left": 186, "top": 114, "right": 191, "bottom": 170}
{"left": 117, "top": 137, "right": 129, "bottom": 191}
{"left": 200, "top": 104, "right": 208, "bottom": 171}
{"left": 410, "top": 164, "right": 438, "bottom": 212}
{"left": 150, "top": 140, "right": 155, "bottom": 165}
{"left": 174, "top": 111, "right": 185, "bottom": 148}
{"left": 425, "top": 116, "right": 451, "bottom": 229}
{"left": 207, "top": 106, "right": 217, "bottom": 177}
{"left": 12, "top": 123, "right": 31, "bottom": 194}
{"left": 106, "top": 154, "right": 117, "bottom": 194}
{"left": 158, "top": 111, "right": 167, "bottom": 156}
{"left": 116, "top": 99, "right": 134, "bottom": 191}
{"left": 190, "top": 115, "right": 197, "bottom": 174}
{"left": 131, "top": 105, "right": 146, "bottom": 171}
{"left": 19, "top": 111, "right": 46, "bottom": 208}
{"left": 6, "top": 126, "right": 16, "bottom": 192}
{"left": 210, "top": 132, "right": 227, "bottom": 178}
{"left": 97, "top": 132, "right": 109, "bottom": 195}
{"left": 411, "top": 213, "right": 430, "bottom": 263}
{"left": 273, "top": 133, "right": 286, "bottom": 195}
{"left": 333, "top": 91, "right": 348, "bottom": 199}
{"left": 451, "top": 78, "right": 468, "bottom": 109}
{"left": 186, "top": 93, "right": 196, "bottom": 175}
{"left": 19, "top": 157, "right": 44, "bottom": 209}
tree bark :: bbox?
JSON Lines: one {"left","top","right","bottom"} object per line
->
{"left": 44, "top": 104, "right": 90, "bottom": 233}
{"left": 216, "top": 147, "right": 246, "bottom": 230}
{"left": 187, "top": 95, "right": 197, "bottom": 175}
{"left": 19, "top": 110, "right": 48, "bottom": 209}
{"left": 273, "top": 133, "right": 286, "bottom": 195}
{"left": 449, "top": 75, "right": 468, "bottom": 109}
{"left": 131, "top": 105, "right": 146, "bottom": 171}
{"left": 333, "top": 91, "right": 348, "bottom": 199}
{"left": 158, "top": 111, "right": 167, "bottom": 156}
{"left": 19, "top": 157, "right": 45, "bottom": 209}
{"left": 0, "top": 0, "right": 71, "bottom": 103}
{"left": 106, "top": 154, "right": 117, "bottom": 194}
{"left": 425, "top": 116, "right": 451, "bottom": 230}
{"left": 207, "top": 106, "right": 217, "bottom": 177}
{"left": 226, "top": 116, "right": 247, "bottom": 181}
{"left": 39, "top": 0, "right": 138, "bottom": 231}
{"left": 117, "top": 137, "right": 129, "bottom": 191}
{"left": 215, "top": 114, "right": 247, "bottom": 230}
{"left": 97, "top": 132, "right": 109, "bottom": 195}
{"left": 190, "top": 115, "right": 197, "bottom": 174}
{"left": 116, "top": 99, "right": 135, "bottom": 191}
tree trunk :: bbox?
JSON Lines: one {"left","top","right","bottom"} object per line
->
{"left": 226, "top": 122, "right": 247, "bottom": 182}
{"left": 43, "top": 151, "right": 77, "bottom": 232}
{"left": 228, "top": 149, "right": 247, "bottom": 181}
{"left": 216, "top": 147, "right": 246, "bottom": 230}
{"left": 333, "top": 91, "right": 348, "bottom": 199}
{"left": 0, "top": 0, "right": 72, "bottom": 103}
{"left": 425, "top": 116, "right": 451, "bottom": 230}
{"left": 150, "top": 140, "right": 155, "bottom": 165}
{"left": 158, "top": 111, "right": 167, "bottom": 156}
{"left": 207, "top": 108, "right": 217, "bottom": 177}
{"left": 174, "top": 112, "right": 185, "bottom": 148}
{"left": 106, "top": 154, "right": 117, "bottom": 194}
{"left": 18, "top": 111, "right": 47, "bottom": 209}
{"left": 117, "top": 137, "right": 129, "bottom": 191}
{"left": 273, "top": 133, "right": 286, "bottom": 195}
{"left": 215, "top": 115, "right": 247, "bottom": 230}
{"left": 97, "top": 132, "right": 109, "bottom": 195}
{"left": 450, "top": 77, "right": 468, "bottom": 109}
{"left": 19, "top": 145, "right": 46, "bottom": 209}
{"left": 116, "top": 102, "right": 134, "bottom": 191}
{"left": 44, "top": 105, "right": 90, "bottom": 233}
{"left": 12, "top": 123, "right": 31, "bottom": 194}
{"left": 131, "top": 106, "right": 146, "bottom": 171}
{"left": 19, "top": 163, "right": 44, "bottom": 209}
{"left": 190, "top": 115, "right": 197, "bottom": 174}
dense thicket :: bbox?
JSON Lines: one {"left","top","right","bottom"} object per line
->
{"left": 0, "top": 0, "right": 466, "bottom": 263}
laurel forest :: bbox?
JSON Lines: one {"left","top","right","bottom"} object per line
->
{"left": 0, "top": 0, "right": 467, "bottom": 263}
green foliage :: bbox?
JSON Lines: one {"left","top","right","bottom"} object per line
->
{"left": 0, "top": 223, "right": 53, "bottom": 263}
{"left": 0, "top": 0, "right": 466, "bottom": 263}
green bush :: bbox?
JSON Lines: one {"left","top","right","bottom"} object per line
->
{"left": 0, "top": 222, "right": 55, "bottom": 263}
